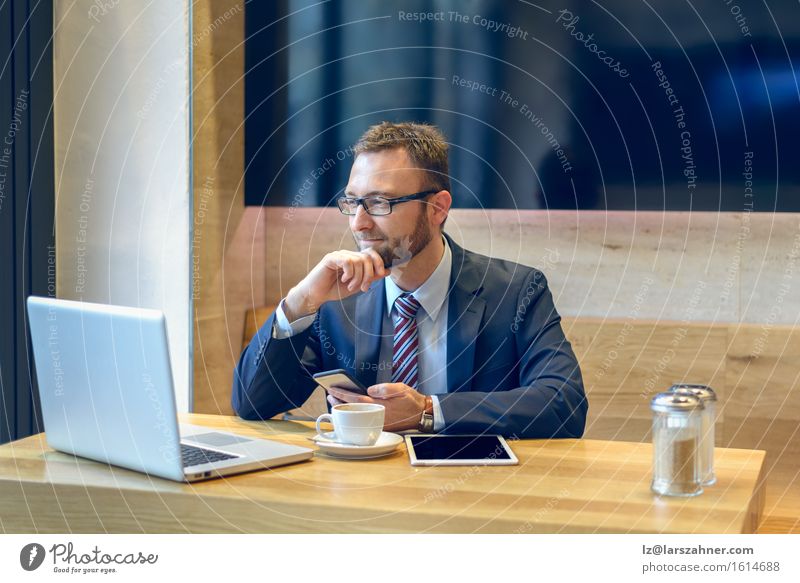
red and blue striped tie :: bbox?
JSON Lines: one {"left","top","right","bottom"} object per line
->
{"left": 391, "top": 293, "right": 421, "bottom": 388}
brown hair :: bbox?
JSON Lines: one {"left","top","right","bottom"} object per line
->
{"left": 353, "top": 122, "right": 451, "bottom": 194}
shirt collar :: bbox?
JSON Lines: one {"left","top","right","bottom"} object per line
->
{"left": 385, "top": 235, "right": 452, "bottom": 321}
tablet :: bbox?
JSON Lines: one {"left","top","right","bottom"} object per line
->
{"left": 405, "top": 434, "right": 519, "bottom": 466}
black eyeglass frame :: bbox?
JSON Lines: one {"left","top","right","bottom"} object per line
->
{"left": 336, "top": 189, "right": 439, "bottom": 216}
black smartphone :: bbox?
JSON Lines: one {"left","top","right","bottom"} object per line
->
{"left": 312, "top": 369, "right": 369, "bottom": 395}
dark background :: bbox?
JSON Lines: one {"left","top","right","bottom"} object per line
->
{"left": 245, "top": 0, "right": 800, "bottom": 211}
{"left": 0, "top": 0, "right": 52, "bottom": 445}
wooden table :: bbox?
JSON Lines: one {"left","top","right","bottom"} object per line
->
{"left": 0, "top": 414, "right": 766, "bottom": 533}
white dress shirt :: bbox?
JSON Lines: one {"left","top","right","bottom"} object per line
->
{"left": 382, "top": 238, "right": 450, "bottom": 430}
{"left": 273, "top": 237, "right": 452, "bottom": 431}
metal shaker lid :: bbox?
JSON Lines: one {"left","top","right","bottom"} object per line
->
{"left": 651, "top": 391, "right": 704, "bottom": 413}
{"left": 670, "top": 383, "right": 718, "bottom": 402}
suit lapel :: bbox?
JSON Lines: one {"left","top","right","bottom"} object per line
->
{"left": 445, "top": 236, "right": 486, "bottom": 393}
{"left": 354, "top": 279, "right": 386, "bottom": 387}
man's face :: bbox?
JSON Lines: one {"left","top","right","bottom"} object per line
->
{"left": 345, "top": 148, "right": 435, "bottom": 268}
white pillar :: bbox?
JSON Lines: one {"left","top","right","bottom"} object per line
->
{"left": 54, "top": 1, "right": 192, "bottom": 411}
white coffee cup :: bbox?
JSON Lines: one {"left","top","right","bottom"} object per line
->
{"left": 315, "top": 403, "right": 385, "bottom": 446}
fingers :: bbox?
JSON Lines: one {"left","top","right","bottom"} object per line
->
{"left": 333, "top": 253, "right": 361, "bottom": 286}
{"left": 363, "top": 248, "right": 388, "bottom": 279}
{"left": 340, "top": 258, "right": 353, "bottom": 286}
{"left": 309, "top": 250, "right": 389, "bottom": 308}
{"left": 367, "top": 383, "right": 412, "bottom": 399}
{"left": 326, "top": 394, "right": 344, "bottom": 407}
{"left": 350, "top": 259, "right": 363, "bottom": 291}
{"left": 327, "top": 387, "right": 375, "bottom": 404}
{"left": 334, "top": 251, "right": 387, "bottom": 292}
{"left": 359, "top": 257, "right": 374, "bottom": 292}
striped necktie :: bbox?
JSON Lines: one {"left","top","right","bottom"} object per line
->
{"left": 391, "top": 293, "right": 421, "bottom": 388}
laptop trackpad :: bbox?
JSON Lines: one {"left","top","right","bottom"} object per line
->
{"left": 186, "top": 432, "right": 253, "bottom": 447}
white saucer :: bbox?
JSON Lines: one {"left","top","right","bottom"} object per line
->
{"left": 311, "top": 431, "right": 403, "bottom": 459}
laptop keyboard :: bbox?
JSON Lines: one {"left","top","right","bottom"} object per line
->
{"left": 180, "top": 443, "right": 239, "bottom": 468}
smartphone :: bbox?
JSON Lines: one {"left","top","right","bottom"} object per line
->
{"left": 312, "top": 369, "right": 369, "bottom": 395}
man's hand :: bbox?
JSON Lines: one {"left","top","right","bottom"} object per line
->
{"left": 283, "top": 249, "right": 388, "bottom": 321}
{"left": 325, "top": 383, "right": 426, "bottom": 432}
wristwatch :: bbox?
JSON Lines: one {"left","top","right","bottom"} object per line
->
{"left": 418, "top": 396, "right": 434, "bottom": 433}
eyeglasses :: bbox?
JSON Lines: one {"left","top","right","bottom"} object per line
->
{"left": 336, "top": 190, "right": 439, "bottom": 216}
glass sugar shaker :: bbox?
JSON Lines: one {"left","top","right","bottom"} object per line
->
{"left": 670, "top": 384, "right": 717, "bottom": 486}
{"left": 650, "top": 392, "right": 704, "bottom": 497}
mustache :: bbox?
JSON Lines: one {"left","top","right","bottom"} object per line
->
{"left": 352, "top": 235, "right": 410, "bottom": 268}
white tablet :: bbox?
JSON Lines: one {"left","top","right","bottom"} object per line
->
{"left": 405, "top": 434, "right": 519, "bottom": 466}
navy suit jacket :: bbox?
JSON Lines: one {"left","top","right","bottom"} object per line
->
{"left": 232, "top": 236, "right": 587, "bottom": 439}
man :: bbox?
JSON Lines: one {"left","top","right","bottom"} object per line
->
{"left": 232, "top": 122, "right": 587, "bottom": 438}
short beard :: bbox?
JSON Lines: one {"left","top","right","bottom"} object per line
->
{"left": 356, "top": 208, "right": 434, "bottom": 268}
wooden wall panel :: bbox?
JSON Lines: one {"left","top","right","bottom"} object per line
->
{"left": 563, "top": 318, "right": 728, "bottom": 444}
{"left": 192, "top": 0, "right": 256, "bottom": 415}
{"left": 259, "top": 210, "right": 799, "bottom": 329}
{"left": 725, "top": 326, "right": 800, "bottom": 422}
{"left": 724, "top": 325, "right": 800, "bottom": 531}
{"left": 739, "top": 213, "right": 800, "bottom": 325}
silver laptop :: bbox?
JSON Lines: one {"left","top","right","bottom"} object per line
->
{"left": 26, "top": 296, "right": 313, "bottom": 482}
